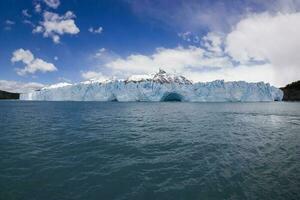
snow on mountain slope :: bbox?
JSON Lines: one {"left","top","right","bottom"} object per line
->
{"left": 20, "top": 70, "right": 283, "bottom": 102}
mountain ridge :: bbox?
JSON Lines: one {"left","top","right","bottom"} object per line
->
{"left": 0, "top": 90, "right": 20, "bottom": 99}
{"left": 281, "top": 81, "right": 300, "bottom": 101}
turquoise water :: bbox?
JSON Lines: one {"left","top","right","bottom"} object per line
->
{"left": 0, "top": 101, "right": 300, "bottom": 200}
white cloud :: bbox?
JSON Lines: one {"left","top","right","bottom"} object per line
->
{"left": 101, "top": 27, "right": 292, "bottom": 86}
{"left": 11, "top": 49, "right": 34, "bottom": 64}
{"left": 105, "top": 46, "right": 232, "bottom": 75}
{"left": 178, "top": 32, "right": 224, "bottom": 55}
{"left": 178, "top": 31, "right": 201, "bottom": 43}
{"left": 101, "top": 44, "right": 279, "bottom": 85}
{"left": 35, "top": 3, "right": 42, "bottom": 13}
{"left": 94, "top": 48, "right": 106, "bottom": 58}
{"left": 226, "top": 12, "right": 300, "bottom": 86}
{"left": 178, "top": 32, "right": 193, "bottom": 42}
{"left": 5, "top": 20, "right": 15, "bottom": 25}
{"left": 103, "top": 46, "right": 275, "bottom": 84}
{"left": 33, "top": 11, "right": 80, "bottom": 43}
{"left": 22, "top": 9, "right": 31, "bottom": 18}
{"left": 4, "top": 20, "right": 15, "bottom": 30}
{"left": 90, "top": 48, "right": 119, "bottom": 65}
{"left": 81, "top": 71, "right": 108, "bottom": 81}
{"left": 11, "top": 49, "right": 57, "bottom": 76}
{"left": 185, "top": 64, "right": 276, "bottom": 84}
{"left": 57, "top": 77, "right": 71, "bottom": 83}
{"left": 44, "top": 0, "right": 60, "bottom": 9}
{"left": 23, "top": 19, "right": 35, "bottom": 27}
{"left": 0, "top": 80, "right": 44, "bottom": 93}
{"left": 33, "top": 25, "right": 43, "bottom": 33}
{"left": 104, "top": 11, "right": 299, "bottom": 87}
{"left": 202, "top": 32, "right": 223, "bottom": 54}
{"left": 88, "top": 26, "right": 103, "bottom": 34}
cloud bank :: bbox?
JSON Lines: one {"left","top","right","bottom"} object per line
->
{"left": 226, "top": 12, "right": 300, "bottom": 86}
{"left": 81, "top": 71, "right": 108, "bottom": 81}
{"left": 94, "top": 11, "right": 300, "bottom": 87}
{"left": 105, "top": 45, "right": 231, "bottom": 74}
{"left": 0, "top": 80, "right": 44, "bottom": 93}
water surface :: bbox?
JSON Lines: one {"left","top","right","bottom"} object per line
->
{"left": 0, "top": 101, "right": 300, "bottom": 200}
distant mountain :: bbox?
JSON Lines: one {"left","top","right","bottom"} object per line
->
{"left": 281, "top": 81, "right": 300, "bottom": 101}
{"left": 0, "top": 90, "right": 20, "bottom": 99}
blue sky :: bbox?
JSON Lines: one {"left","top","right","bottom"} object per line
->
{"left": 1, "top": 0, "right": 178, "bottom": 83}
{"left": 1, "top": 0, "right": 300, "bottom": 92}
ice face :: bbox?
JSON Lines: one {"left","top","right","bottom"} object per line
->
{"left": 20, "top": 71, "right": 283, "bottom": 102}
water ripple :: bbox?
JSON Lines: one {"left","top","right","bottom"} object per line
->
{"left": 0, "top": 101, "right": 300, "bottom": 200}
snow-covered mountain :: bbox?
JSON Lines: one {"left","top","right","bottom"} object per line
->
{"left": 20, "top": 69, "right": 283, "bottom": 102}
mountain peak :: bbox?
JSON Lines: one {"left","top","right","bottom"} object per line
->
{"left": 153, "top": 69, "right": 192, "bottom": 85}
{"left": 126, "top": 69, "right": 192, "bottom": 85}
{"left": 158, "top": 68, "right": 167, "bottom": 74}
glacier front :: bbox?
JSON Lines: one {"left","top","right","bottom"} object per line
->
{"left": 20, "top": 70, "right": 283, "bottom": 102}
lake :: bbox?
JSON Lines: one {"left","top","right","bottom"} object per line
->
{"left": 0, "top": 101, "right": 300, "bottom": 200}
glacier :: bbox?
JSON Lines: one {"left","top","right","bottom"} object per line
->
{"left": 20, "top": 70, "right": 283, "bottom": 102}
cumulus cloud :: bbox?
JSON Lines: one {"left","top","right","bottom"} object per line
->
{"left": 0, "top": 80, "right": 44, "bottom": 93}
{"left": 11, "top": 49, "right": 57, "bottom": 76}
{"left": 226, "top": 12, "right": 300, "bottom": 86}
{"left": 81, "top": 71, "right": 108, "bottom": 81}
{"left": 88, "top": 26, "right": 103, "bottom": 34}
{"left": 44, "top": 0, "right": 60, "bottom": 9}
{"left": 33, "top": 11, "right": 80, "bottom": 43}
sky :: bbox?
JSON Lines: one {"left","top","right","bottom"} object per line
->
{"left": 1, "top": 0, "right": 300, "bottom": 92}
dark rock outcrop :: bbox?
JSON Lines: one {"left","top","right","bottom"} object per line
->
{"left": 0, "top": 90, "right": 20, "bottom": 99}
{"left": 281, "top": 81, "right": 300, "bottom": 101}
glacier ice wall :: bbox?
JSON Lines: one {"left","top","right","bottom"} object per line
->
{"left": 20, "top": 78, "right": 283, "bottom": 102}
